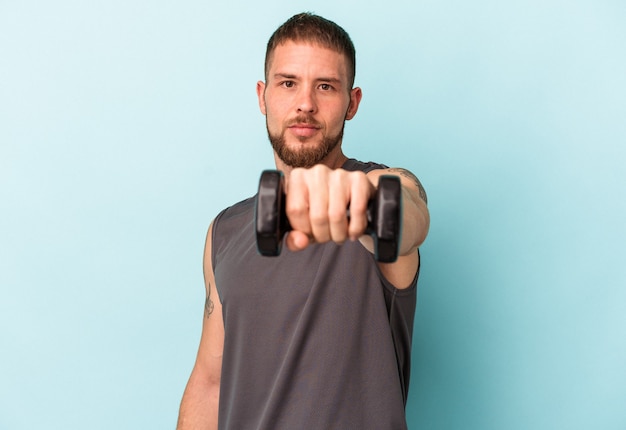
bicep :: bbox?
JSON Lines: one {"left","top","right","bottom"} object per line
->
{"left": 194, "top": 222, "right": 224, "bottom": 382}
{"left": 382, "top": 167, "right": 428, "bottom": 205}
{"left": 177, "top": 223, "right": 224, "bottom": 429}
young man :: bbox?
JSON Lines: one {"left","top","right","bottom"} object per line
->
{"left": 177, "top": 13, "right": 429, "bottom": 429}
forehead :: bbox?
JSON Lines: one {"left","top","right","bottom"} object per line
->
{"left": 267, "top": 41, "right": 349, "bottom": 79}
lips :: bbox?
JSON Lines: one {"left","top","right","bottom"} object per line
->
{"left": 289, "top": 124, "right": 320, "bottom": 138}
{"left": 290, "top": 123, "right": 318, "bottom": 129}
{"left": 287, "top": 118, "right": 321, "bottom": 138}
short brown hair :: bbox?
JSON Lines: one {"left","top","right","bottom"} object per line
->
{"left": 264, "top": 13, "right": 357, "bottom": 89}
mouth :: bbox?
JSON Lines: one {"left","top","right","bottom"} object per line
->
{"left": 289, "top": 126, "right": 319, "bottom": 139}
{"left": 287, "top": 119, "right": 322, "bottom": 138}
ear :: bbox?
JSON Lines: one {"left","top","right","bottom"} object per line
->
{"left": 256, "top": 81, "right": 267, "bottom": 115}
{"left": 345, "top": 87, "right": 362, "bottom": 121}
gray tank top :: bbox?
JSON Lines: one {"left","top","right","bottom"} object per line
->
{"left": 212, "top": 159, "right": 418, "bottom": 429}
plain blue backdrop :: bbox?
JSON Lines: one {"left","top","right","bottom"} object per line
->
{"left": 1, "top": 1, "right": 624, "bottom": 429}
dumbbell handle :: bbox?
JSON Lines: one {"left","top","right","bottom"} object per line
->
{"left": 255, "top": 170, "right": 402, "bottom": 262}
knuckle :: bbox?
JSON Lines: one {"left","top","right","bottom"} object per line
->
{"left": 286, "top": 201, "right": 308, "bottom": 218}
{"left": 308, "top": 165, "right": 325, "bottom": 179}
{"left": 328, "top": 208, "right": 346, "bottom": 224}
{"left": 309, "top": 212, "right": 327, "bottom": 228}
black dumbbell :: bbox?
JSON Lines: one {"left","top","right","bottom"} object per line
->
{"left": 255, "top": 170, "right": 402, "bottom": 262}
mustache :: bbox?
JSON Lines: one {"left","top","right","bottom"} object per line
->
{"left": 286, "top": 115, "right": 322, "bottom": 128}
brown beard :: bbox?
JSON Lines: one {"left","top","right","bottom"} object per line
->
{"left": 267, "top": 115, "right": 345, "bottom": 168}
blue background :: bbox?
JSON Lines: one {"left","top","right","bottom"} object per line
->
{"left": 1, "top": 1, "right": 624, "bottom": 429}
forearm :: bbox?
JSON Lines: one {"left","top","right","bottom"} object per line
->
{"left": 397, "top": 185, "right": 429, "bottom": 257}
{"left": 366, "top": 167, "right": 429, "bottom": 257}
{"left": 177, "top": 371, "right": 219, "bottom": 430}
{"left": 359, "top": 167, "right": 429, "bottom": 288}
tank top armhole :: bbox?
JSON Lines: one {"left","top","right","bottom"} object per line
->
{"left": 210, "top": 207, "right": 230, "bottom": 273}
{"left": 375, "top": 249, "right": 421, "bottom": 296}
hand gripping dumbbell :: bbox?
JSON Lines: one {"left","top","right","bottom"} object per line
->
{"left": 255, "top": 170, "right": 403, "bottom": 263}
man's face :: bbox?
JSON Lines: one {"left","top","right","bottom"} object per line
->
{"left": 257, "top": 41, "right": 362, "bottom": 168}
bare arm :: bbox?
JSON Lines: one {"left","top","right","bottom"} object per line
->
{"left": 364, "top": 167, "right": 430, "bottom": 289}
{"left": 177, "top": 222, "right": 224, "bottom": 429}
{"left": 283, "top": 164, "right": 429, "bottom": 290}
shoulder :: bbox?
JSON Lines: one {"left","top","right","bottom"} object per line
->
{"left": 210, "top": 196, "right": 256, "bottom": 266}
{"left": 212, "top": 196, "right": 256, "bottom": 235}
{"left": 341, "top": 158, "right": 389, "bottom": 173}
{"left": 216, "top": 196, "right": 256, "bottom": 221}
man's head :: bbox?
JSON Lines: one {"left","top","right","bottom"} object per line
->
{"left": 265, "top": 12, "right": 357, "bottom": 91}
{"left": 258, "top": 13, "right": 362, "bottom": 169}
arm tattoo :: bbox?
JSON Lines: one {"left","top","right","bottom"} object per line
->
{"left": 204, "top": 284, "right": 214, "bottom": 318}
{"left": 387, "top": 168, "right": 428, "bottom": 204}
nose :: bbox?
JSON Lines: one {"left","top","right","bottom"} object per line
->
{"left": 296, "top": 87, "right": 317, "bottom": 114}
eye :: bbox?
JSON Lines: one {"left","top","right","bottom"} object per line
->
{"left": 281, "top": 81, "right": 295, "bottom": 88}
{"left": 319, "top": 83, "right": 332, "bottom": 91}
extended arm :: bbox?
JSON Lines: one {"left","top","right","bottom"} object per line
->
{"left": 364, "top": 167, "right": 429, "bottom": 288}
{"left": 283, "top": 164, "right": 430, "bottom": 289}
{"left": 177, "top": 222, "right": 224, "bottom": 429}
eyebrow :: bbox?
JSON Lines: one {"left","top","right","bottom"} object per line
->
{"left": 273, "top": 73, "right": 297, "bottom": 80}
{"left": 273, "top": 73, "right": 342, "bottom": 84}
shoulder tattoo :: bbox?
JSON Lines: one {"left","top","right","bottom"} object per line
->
{"left": 387, "top": 168, "right": 428, "bottom": 204}
{"left": 204, "top": 284, "right": 214, "bottom": 318}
